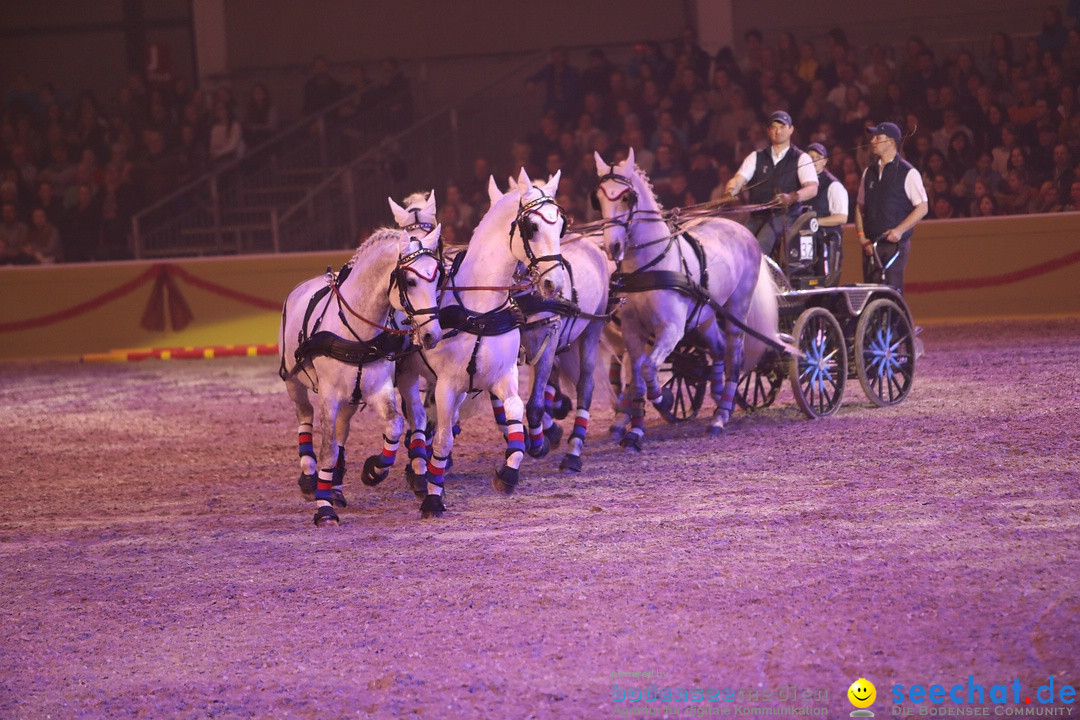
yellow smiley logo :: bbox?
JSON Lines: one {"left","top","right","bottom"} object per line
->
{"left": 848, "top": 678, "right": 877, "bottom": 708}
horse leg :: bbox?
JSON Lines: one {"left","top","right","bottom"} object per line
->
{"left": 698, "top": 323, "right": 732, "bottom": 435}
{"left": 421, "top": 382, "right": 461, "bottom": 518}
{"left": 608, "top": 351, "right": 630, "bottom": 440}
{"left": 620, "top": 340, "right": 649, "bottom": 452}
{"left": 641, "top": 323, "right": 684, "bottom": 419}
{"left": 541, "top": 363, "right": 564, "bottom": 447}
{"left": 398, "top": 363, "right": 431, "bottom": 498}
{"left": 360, "top": 381, "right": 404, "bottom": 488}
{"left": 312, "top": 390, "right": 349, "bottom": 527}
{"left": 490, "top": 393, "right": 508, "bottom": 439}
{"left": 526, "top": 344, "right": 555, "bottom": 459}
{"left": 560, "top": 324, "right": 601, "bottom": 472}
{"left": 720, "top": 326, "right": 747, "bottom": 427}
{"left": 285, "top": 378, "right": 317, "bottom": 500}
{"left": 490, "top": 373, "right": 526, "bottom": 494}
{"left": 330, "top": 403, "right": 358, "bottom": 508}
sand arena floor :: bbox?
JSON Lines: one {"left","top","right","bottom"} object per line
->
{"left": 0, "top": 318, "right": 1077, "bottom": 719}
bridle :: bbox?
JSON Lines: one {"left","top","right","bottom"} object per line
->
{"left": 510, "top": 190, "right": 569, "bottom": 288}
{"left": 593, "top": 171, "right": 666, "bottom": 259}
{"left": 389, "top": 234, "right": 443, "bottom": 334}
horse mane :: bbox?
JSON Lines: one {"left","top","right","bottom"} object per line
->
{"left": 623, "top": 162, "right": 662, "bottom": 209}
{"left": 471, "top": 187, "right": 518, "bottom": 241}
{"left": 344, "top": 227, "right": 402, "bottom": 268}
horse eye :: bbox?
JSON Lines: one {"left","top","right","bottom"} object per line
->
{"left": 406, "top": 279, "right": 417, "bottom": 288}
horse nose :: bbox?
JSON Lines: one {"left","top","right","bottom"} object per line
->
{"left": 542, "top": 277, "right": 557, "bottom": 298}
{"left": 422, "top": 326, "right": 443, "bottom": 349}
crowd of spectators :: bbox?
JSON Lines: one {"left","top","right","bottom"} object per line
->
{"left": 0, "top": 54, "right": 412, "bottom": 264}
{"left": 434, "top": 6, "right": 1080, "bottom": 245}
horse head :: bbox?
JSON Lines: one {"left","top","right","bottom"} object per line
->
{"left": 387, "top": 194, "right": 444, "bottom": 349}
{"left": 510, "top": 167, "right": 569, "bottom": 300}
{"left": 593, "top": 148, "right": 642, "bottom": 263}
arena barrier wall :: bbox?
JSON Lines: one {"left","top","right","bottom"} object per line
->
{"left": 1, "top": 214, "right": 1078, "bottom": 361}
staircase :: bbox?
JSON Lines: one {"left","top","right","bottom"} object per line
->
{"left": 131, "top": 54, "right": 547, "bottom": 259}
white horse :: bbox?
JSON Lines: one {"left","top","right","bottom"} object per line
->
{"left": 491, "top": 177, "right": 612, "bottom": 472}
{"left": 279, "top": 195, "right": 444, "bottom": 526}
{"left": 593, "top": 148, "right": 780, "bottom": 446}
{"left": 397, "top": 168, "right": 569, "bottom": 518}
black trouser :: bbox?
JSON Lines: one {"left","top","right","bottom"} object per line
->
{"left": 746, "top": 209, "right": 798, "bottom": 257}
{"left": 862, "top": 239, "right": 910, "bottom": 293}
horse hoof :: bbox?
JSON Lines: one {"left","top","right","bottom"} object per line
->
{"left": 707, "top": 424, "right": 724, "bottom": 437}
{"left": 420, "top": 493, "right": 445, "bottom": 519}
{"left": 331, "top": 488, "right": 348, "bottom": 508}
{"left": 313, "top": 506, "right": 339, "bottom": 527}
{"left": 552, "top": 394, "right": 572, "bottom": 420}
{"left": 361, "top": 455, "right": 389, "bottom": 486}
{"left": 527, "top": 435, "right": 550, "bottom": 459}
{"left": 298, "top": 473, "right": 317, "bottom": 501}
{"left": 544, "top": 423, "right": 564, "bottom": 447}
{"left": 652, "top": 387, "right": 675, "bottom": 416}
{"left": 608, "top": 425, "right": 626, "bottom": 441}
{"left": 404, "top": 465, "right": 428, "bottom": 499}
{"left": 559, "top": 454, "right": 582, "bottom": 473}
{"left": 619, "top": 433, "right": 643, "bottom": 452}
{"left": 492, "top": 465, "right": 519, "bottom": 495}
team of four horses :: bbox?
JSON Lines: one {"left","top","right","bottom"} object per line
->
{"left": 280, "top": 150, "right": 784, "bottom": 526}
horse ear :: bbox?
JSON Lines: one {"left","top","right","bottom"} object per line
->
{"left": 543, "top": 169, "right": 562, "bottom": 197}
{"left": 423, "top": 189, "right": 436, "bottom": 216}
{"left": 516, "top": 166, "right": 532, "bottom": 195}
{"left": 388, "top": 197, "right": 409, "bottom": 227}
{"left": 487, "top": 175, "right": 503, "bottom": 204}
{"left": 426, "top": 223, "right": 442, "bottom": 248}
{"left": 624, "top": 146, "right": 636, "bottom": 170}
{"left": 594, "top": 151, "right": 611, "bottom": 176}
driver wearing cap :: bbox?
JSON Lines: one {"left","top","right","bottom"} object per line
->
{"left": 724, "top": 110, "right": 819, "bottom": 256}
{"left": 855, "top": 121, "right": 928, "bottom": 292}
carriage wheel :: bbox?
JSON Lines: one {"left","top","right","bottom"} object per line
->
{"left": 855, "top": 299, "right": 916, "bottom": 407}
{"left": 788, "top": 307, "right": 847, "bottom": 418}
{"left": 657, "top": 344, "right": 709, "bottom": 422}
{"left": 735, "top": 354, "right": 783, "bottom": 411}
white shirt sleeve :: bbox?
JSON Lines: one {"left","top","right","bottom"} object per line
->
{"left": 735, "top": 152, "right": 758, "bottom": 183}
{"left": 827, "top": 179, "right": 849, "bottom": 217}
{"left": 905, "top": 167, "right": 928, "bottom": 205}
{"left": 797, "top": 153, "right": 819, "bottom": 188}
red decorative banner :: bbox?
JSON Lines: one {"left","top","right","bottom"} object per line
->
{"left": 907, "top": 249, "right": 1080, "bottom": 293}
{"left": 0, "top": 263, "right": 282, "bottom": 333}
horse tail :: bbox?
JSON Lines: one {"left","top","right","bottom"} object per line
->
{"left": 742, "top": 256, "right": 782, "bottom": 369}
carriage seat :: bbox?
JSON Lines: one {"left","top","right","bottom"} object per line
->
{"left": 781, "top": 210, "right": 843, "bottom": 289}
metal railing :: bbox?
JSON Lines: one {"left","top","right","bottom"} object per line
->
{"left": 132, "top": 53, "right": 545, "bottom": 258}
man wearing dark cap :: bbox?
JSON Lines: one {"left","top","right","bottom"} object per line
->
{"left": 855, "top": 121, "right": 928, "bottom": 292}
{"left": 724, "top": 110, "right": 818, "bottom": 256}
{"left": 802, "top": 142, "right": 848, "bottom": 283}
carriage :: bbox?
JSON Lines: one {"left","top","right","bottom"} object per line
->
{"left": 651, "top": 211, "right": 922, "bottom": 422}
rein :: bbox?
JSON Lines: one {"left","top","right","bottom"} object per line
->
{"left": 329, "top": 280, "right": 411, "bottom": 336}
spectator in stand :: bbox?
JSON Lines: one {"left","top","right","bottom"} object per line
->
{"left": 38, "top": 145, "right": 78, "bottom": 200}
{"left": 208, "top": 101, "right": 245, "bottom": 167}
{"left": 302, "top": 55, "right": 344, "bottom": 117}
{"left": 957, "top": 151, "right": 1003, "bottom": 200}
{"left": 176, "top": 123, "right": 208, "bottom": 183}
{"left": 996, "top": 169, "right": 1039, "bottom": 214}
{"left": 1065, "top": 178, "right": 1080, "bottom": 210}
{"left": 131, "top": 128, "right": 181, "bottom": 206}
{"left": 62, "top": 183, "right": 102, "bottom": 262}
{"left": 945, "top": 130, "right": 978, "bottom": 181}
{"left": 98, "top": 164, "right": 136, "bottom": 259}
{"left": 526, "top": 47, "right": 583, "bottom": 126}
{"left": 795, "top": 41, "right": 820, "bottom": 86}
{"left": 243, "top": 83, "right": 279, "bottom": 150}
{"left": 1049, "top": 143, "right": 1074, "bottom": 197}
{"left": 0, "top": 201, "right": 30, "bottom": 259}
{"left": 581, "top": 48, "right": 615, "bottom": 99}
{"left": 24, "top": 206, "right": 62, "bottom": 263}
{"left": 971, "top": 192, "right": 999, "bottom": 217}
{"left": 1033, "top": 180, "right": 1064, "bottom": 213}
{"left": 1036, "top": 5, "right": 1068, "bottom": 54}
{"left": 34, "top": 180, "right": 64, "bottom": 227}
{"left": 674, "top": 27, "right": 712, "bottom": 85}
{"left": 686, "top": 148, "right": 720, "bottom": 204}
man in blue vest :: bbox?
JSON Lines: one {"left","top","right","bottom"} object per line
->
{"left": 802, "top": 142, "right": 849, "bottom": 284}
{"left": 724, "top": 110, "right": 819, "bottom": 256}
{"left": 855, "top": 121, "right": 928, "bottom": 292}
